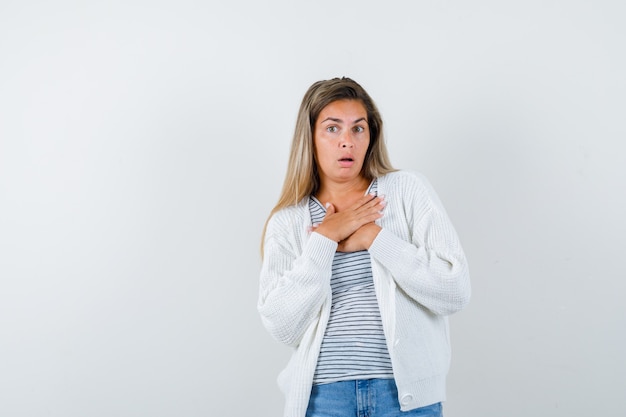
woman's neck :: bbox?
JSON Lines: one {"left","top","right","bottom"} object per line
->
{"left": 315, "top": 177, "right": 371, "bottom": 211}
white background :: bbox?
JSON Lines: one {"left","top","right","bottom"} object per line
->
{"left": 1, "top": 1, "right": 625, "bottom": 416}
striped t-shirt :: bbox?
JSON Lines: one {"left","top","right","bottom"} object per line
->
{"left": 310, "top": 180, "right": 394, "bottom": 385}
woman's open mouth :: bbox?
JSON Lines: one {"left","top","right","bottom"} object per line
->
{"left": 338, "top": 157, "right": 355, "bottom": 167}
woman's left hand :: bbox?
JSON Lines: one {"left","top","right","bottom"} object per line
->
{"left": 310, "top": 222, "right": 380, "bottom": 252}
{"left": 336, "top": 223, "right": 381, "bottom": 252}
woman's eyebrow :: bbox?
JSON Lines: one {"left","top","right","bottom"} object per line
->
{"left": 320, "top": 117, "right": 368, "bottom": 124}
{"left": 320, "top": 117, "right": 343, "bottom": 124}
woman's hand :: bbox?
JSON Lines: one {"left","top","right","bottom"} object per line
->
{"left": 337, "top": 223, "right": 382, "bottom": 252}
{"left": 312, "top": 194, "right": 385, "bottom": 247}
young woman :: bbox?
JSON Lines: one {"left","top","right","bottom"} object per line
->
{"left": 258, "top": 77, "right": 470, "bottom": 417}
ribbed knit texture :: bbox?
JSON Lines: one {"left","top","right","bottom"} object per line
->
{"left": 258, "top": 171, "right": 470, "bottom": 417}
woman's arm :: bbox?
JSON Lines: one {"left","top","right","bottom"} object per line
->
{"left": 258, "top": 216, "right": 337, "bottom": 347}
{"left": 368, "top": 174, "right": 471, "bottom": 316}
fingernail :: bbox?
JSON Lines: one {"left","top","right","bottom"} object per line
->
{"left": 325, "top": 202, "right": 331, "bottom": 208}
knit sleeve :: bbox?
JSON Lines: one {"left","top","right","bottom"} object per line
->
{"left": 258, "top": 212, "right": 338, "bottom": 347}
{"left": 368, "top": 172, "right": 471, "bottom": 315}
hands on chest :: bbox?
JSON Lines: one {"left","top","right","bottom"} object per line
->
{"left": 311, "top": 193, "right": 386, "bottom": 252}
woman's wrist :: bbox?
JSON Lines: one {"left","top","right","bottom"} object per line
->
{"left": 313, "top": 224, "right": 340, "bottom": 243}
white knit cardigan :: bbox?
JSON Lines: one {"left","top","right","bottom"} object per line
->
{"left": 258, "top": 171, "right": 471, "bottom": 417}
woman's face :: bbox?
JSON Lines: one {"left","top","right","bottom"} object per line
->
{"left": 313, "top": 99, "right": 370, "bottom": 187}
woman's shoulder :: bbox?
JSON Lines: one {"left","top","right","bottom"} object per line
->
{"left": 266, "top": 198, "right": 309, "bottom": 232}
{"left": 379, "top": 170, "right": 451, "bottom": 215}
{"left": 378, "top": 170, "right": 432, "bottom": 190}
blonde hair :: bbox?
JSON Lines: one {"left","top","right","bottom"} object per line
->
{"left": 261, "top": 77, "right": 396, "bottom": 255}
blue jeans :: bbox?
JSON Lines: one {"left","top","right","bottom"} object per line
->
{"left": 305, "top": 379, "right": 443, "bottom": 417}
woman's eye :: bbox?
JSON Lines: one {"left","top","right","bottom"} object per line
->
{"left": 327, "top": 126, "right": 338, "bottom": 133}
{"left": 353, "top": 126, "right": 364, "bottom": 133}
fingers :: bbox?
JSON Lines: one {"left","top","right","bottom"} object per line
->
{"left": 326, "top": 195, "right": 385, "bottom": 221}
{"left": 341, "top": 196, "right": 385, "bottom": 228}
{"left": 352, "top": 193, "right": 379, "bottom": 209}
{"left": 354, "top": 194, "right": 386, "bottom": 216}
{"left": 355, "top": 209, "right": 383, "bottom": 229}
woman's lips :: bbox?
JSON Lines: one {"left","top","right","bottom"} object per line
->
{"left": 338, "top": 157, "right": 354, "bottom": 167}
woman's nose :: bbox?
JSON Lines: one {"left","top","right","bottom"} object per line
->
{"left": 340, "top": 133, "right": 354, "bottom": 147}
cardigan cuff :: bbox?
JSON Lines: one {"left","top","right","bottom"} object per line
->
{"left": 306, "top": 232, "right": 339, "bottom": 267}
{"left": 368, "top": 228, "right": 410, "bottom": 270}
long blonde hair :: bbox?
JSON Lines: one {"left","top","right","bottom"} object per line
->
{"left": 261, "top": 77, "right": 396, "bottom": 256}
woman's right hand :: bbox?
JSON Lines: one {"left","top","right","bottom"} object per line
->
{"left": 313, "top": 194, "right": 386, "bottom": 243}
